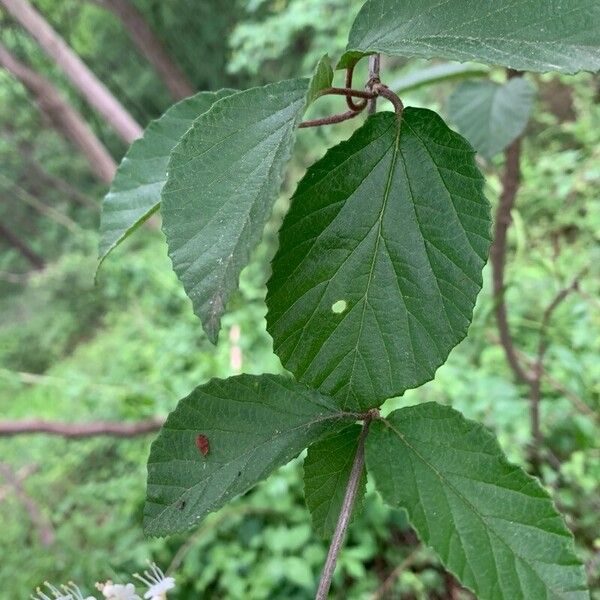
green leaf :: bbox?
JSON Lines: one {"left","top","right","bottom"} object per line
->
{"left": 339, "top": 0, "right": 600, "bottom": 74}
{"left": 366, "top": 403, "right": 589, "bottom": 599}
{"left": 97, "top": 89, "right": 234, "bottom": 268}
{"left": 304, "top": 424, "right": 366, "bottom": 538}
{"left": 389, "top": 63, "right": 489, "bottom": 95}
{"left": 161, "top": 79, "right": 308, "bottom": 344}
{"left": 306, "top": 54, "right": 334, "bottom": 106}
{"left": 266, "top": 110, "right": 491, "bottom": 411}
{"left": 448, "top": 77, "right": 536, "bottom": 160}
{"left": 144, "top": 374, "right": 354, "bottom": 536}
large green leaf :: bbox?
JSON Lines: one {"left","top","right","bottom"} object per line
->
{"left": 144, "top": 374, "right": 355, "bottom": 536}
{"left": 448, "top": 77, "right": 536, "bottom": 159}
{"left": 303, "top": 424, "right": 366, "bottom": 538}
{"left": 98, "top": 89, "right": 234, "bottom": 268}
{"left": 339, "top": 0, "right": 600, "bottom": 74}
{"left": 161, "top": 79, "right": 308, "bottom": 343}
{"left": 366, "top": 403, "right": 589, "bottom": 599}
{"left": 266, "top": 110, "right": 491, "bottom": 411}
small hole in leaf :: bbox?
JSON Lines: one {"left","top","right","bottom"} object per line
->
{"left": 331, "top": 300, "right": 347, "bottom": 314}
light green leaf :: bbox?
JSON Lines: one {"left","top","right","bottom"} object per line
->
{"left": 144, "top": 374, "right": 354, "bottom": 536}
{"left": 97, "top": 89, "right": 234, "bottom": 268}
{"left": 161, "top": 79, "right": 308, "bottom": 344}
{"left": 448, "top": 77, "right": 536, "bottom": 159}
{"left": 306, "top": 54, "right": 334, "bottom": 106}
{"left": 304, "top": 424, "right": 366, "bottom": 538}
{"left": 389, "top": 63, "right": 489, "bottom": 95}
{"left": 339, "top": 0, "right": 600, "bottom": 74}
{"left": 367, "top": 403, "right": 589, "bottom": 599}
{"left": 266, "top": 110, "right": 491, "bottom": 410}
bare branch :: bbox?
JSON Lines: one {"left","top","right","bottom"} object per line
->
{"left": 0, "top": 418, "right": 164, "bottom": 438}
{"left": 91, "top": 0, "right": 194, "bottom": 100}
{"left": 0, "top": 462, "right": 55, "bottom": 546}
{"left": 490, "top": 132, "right": 531, "bottom": 384}
{"left": 0, "top": 42, "right": 117, "bottom": 182}
{"left": 0, "top": 0, "right": 142, "bottom": 143}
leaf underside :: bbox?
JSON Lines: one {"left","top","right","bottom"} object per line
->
{"left": 98, "top": 89, "right": 235, "bottom": 267}
{"left": 339, "top": 0, "right": 600, "bottom": 74}
{"left": 266, "top": 109, "right": 491, "bottom": 411}
{"left": 367, "top": 403, "right": 589, "bottom": 600}
{"left": 448, "top": 77, "right": 536, "bottom": 159}
{"left": 144, "top": 374, "right": 354, "bottom": 536}
{"left": 304, "top": 424, "right": 366, "bottom": 538}
{"left": 161, "top": 79, "right": 308, "bottom": 343}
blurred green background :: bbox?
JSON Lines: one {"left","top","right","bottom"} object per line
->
{"left": 0, "top": 1, "right": 598, "bottom": 598}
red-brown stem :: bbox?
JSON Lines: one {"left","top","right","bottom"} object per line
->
{"left": 299, "top": 109, "right": 363, "bottom": 128}
{"left": 0, "top": 418, "right": 164, "bottom": 438}
{"left": 345, "top": 66, "right": 368, "bottom": 111}
{"left": 372, "top": 83, "right": 404, "bottom": 118}
{"left": 491, "top": 134, "right": 531, "bottom": 385}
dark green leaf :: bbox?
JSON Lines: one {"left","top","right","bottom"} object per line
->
{"left": 367, "top": 403, "right": 589, "bottom": 599}
{"left": 98, "top": 89, "right": 234, "bottom": 268}
{"left": 304, "top": 424, "right": 366, "bottom": 537}
{"left": 161, "top": 79, "right": 308, "bottom": 343}
{"left": 144, "top": 374, "right": 354, "bottom": 536}
{"left": 266, "top": 110, "right": 491, "bottom": 410}
{"left": 448, "top": 77, "right": 536, "bottom": 159}
{"left": 339, "top": 0, "right": 600, "bottom": 74}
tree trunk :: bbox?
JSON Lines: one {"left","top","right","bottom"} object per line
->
{"left": 0, "top": 0, "right": 142, "bottom": 143}
{"left": 93, "top": 0, "right": 194, "bottom": 100}
{"left": 0, "top": 43, "right": 117, "bottom": 183}
{"left": 0, "top": 221, "right": 45, "bottom": 269}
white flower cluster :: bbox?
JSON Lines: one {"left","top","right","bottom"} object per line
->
{"left": 32, "top": 562, "right": 175, "bottom": 600}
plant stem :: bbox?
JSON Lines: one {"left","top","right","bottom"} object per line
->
{"left": 315, "top": 412, "right": 375, "bottom": 600}
{"left": 299, "top": 109, "right": 363, "bottom": 128}
{"left": 344, "top": 66, "right": 367, "bottom": 112}
{"left": 372, "top": 83, "right": 404, "bottom": 118}
{"left": 367, "top": 54, "right": 380, "bottom": 114}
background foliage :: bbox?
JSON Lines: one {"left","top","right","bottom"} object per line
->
{"left": 0, "top": 1, "right": 598, "bottom": 598}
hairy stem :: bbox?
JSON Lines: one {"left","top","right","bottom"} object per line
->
{"left": 345, "top": 66, "right": 368, "bottom": 112}
{"left": 367, "top": 54, "right": 380, "bottom": 114}
{"left": 299, "top": 109, "right": 363, "bottom": 128}
{"left": 315, "top": 412, "right": 376, "bottom": 600}
{"left": 372, "top": 83, "right": 404, "bottom": 118}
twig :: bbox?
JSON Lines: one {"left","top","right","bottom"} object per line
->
{"left": 344, "top": 66, "right": 367, "bottom": 112}
{"left": 372, "top": 83, "right": 404, "bottom": 119}
{"left": 367, "top": 54, "right": 380, "bottom": 114}
{"left": 529, "top": 272, "right": 587, "bottom": 457}
{"left": 490, "top": 132, "right": 531, "bottom": 384}
{"left": 299, "top": 109, "right": 364, "bottom": 128}
{"left": 0, "top": 462, "right": 55, "bottom": 546}
{"left": 315, "top": 410, "right": 378, "bottom": 600}
{"left": 369, "top": 552, "right": 416, "bottom": 600}
{"left": 0, "top": 418, "right": 164, "bottom": 438}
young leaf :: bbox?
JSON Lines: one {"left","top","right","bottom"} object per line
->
{"left": 97, "top": 89, "right": 235, "bottom": 268}
{"left": 144, "top": 374, "right": 355, "bottom": 536}
{"left": 339, "top": 0, "right": 600, "bottom": 74}
{"left": 161, "top": 79, "right": 308, "bottom": 344}
{"left": 266, "top": 110, "right": 491, "bottom": 411}
{"left": 366, "top": 403, "right": 589, "bottom": 599}
{"left": 304, "top": 424, "right": 367, "bottom": 538}
{"left": 448, "top": 78, "right": 536, "bottom": 160}
{"left": 306, "top": 54, "right": 334, "bottom": 106}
